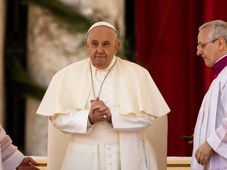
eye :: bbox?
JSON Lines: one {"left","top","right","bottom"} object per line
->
{"left": 91, "top": 41, "right": 98, "bottom": 48}
{"left": 200, "top": 43, "right": 207, "bottom": 49}
{"left": 102, "top": 41, "right": 110, "bottom": 47}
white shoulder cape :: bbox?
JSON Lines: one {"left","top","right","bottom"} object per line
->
{"left": 37, "top": 57, "right": 170, "bottom": 117}
{"left": 37, "top": 57, "right": 170, "bottom": 170}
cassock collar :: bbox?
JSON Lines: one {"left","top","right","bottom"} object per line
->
{"left": 213, "top": 54, "right": 227, "bottom": 79}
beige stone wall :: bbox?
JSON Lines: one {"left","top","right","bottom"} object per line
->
{"left": 26, "top": 5, "right": 88, "bottom": 155}
{"left": 0, "top": 0, "right": 5, "bottom": 125}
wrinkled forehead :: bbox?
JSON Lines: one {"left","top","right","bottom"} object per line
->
{"left": 198, "top": 27, "right": 212, "bottom": 41}
{"left": 87, "top": 21, "right": 117, "bottom": 34}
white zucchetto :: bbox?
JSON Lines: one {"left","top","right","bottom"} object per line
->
{"left": 87, "top": 21, "right": 117, "bottom": 34}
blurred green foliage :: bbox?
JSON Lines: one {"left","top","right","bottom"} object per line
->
{"left": 23, "top": 0, "right": 93, "bottom": 33}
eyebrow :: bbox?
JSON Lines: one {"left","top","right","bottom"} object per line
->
{"left": 90, "top": 40, "right": 110, "bottom": 43}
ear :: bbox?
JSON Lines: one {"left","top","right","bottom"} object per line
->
{"left": 115, "top": 40, "right": 121, "bottom": 51}
{"left": 218, "top": 37, "right": 226, "bottom": 50}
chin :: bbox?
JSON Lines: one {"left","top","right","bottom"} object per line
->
{"left": 205, "top": 63, "right": 212, "bottom": 68}
{"left": 95, "top": 63, "right": 107, "bottom": 69}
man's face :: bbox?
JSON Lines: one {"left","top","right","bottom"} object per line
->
{"left": 197, "top": 27, "right": 219, "bottom": 67}
{"left": 86, "top": 26, "right": 120, "bottom": 69}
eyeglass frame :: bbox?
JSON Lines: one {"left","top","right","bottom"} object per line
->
{"left": 197, "top": 37, "right": 219, "bottom": 50}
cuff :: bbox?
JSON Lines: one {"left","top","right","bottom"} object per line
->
{"left": 3, "top": 150, "right": 24, "bottom": 170}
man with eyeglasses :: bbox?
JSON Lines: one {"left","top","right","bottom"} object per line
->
{"left": 191, "top": 20, "right": 227, "bottom": 169}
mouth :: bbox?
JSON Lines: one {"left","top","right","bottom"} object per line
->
{"left": 95, "top": 55, "right": 105, "bottom": 58}
{"left": 201, "top": 55, "right": 207, "bottom": 59}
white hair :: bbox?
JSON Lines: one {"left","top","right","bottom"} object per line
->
{"left": 199, "top": 20, "right": 227, "bottom": 42}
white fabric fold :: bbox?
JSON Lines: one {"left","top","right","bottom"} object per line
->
{"left": 191, "top": 67, "right": 227, "bottom": 169}
{"left": 37, "top": 57, "right": 170, "bottom": 117}
{"left": 37, "top": 56, "right": 170, "bottom": 170}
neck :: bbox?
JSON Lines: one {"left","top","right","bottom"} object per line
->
{"left": 92, "top": 56, "right": 116, "bottom": 71}
{"left": 90, "top": 58, "right": 117, "bottom": 99}
{"left": 212, "top": 54, "right": 227, "bottom": 78}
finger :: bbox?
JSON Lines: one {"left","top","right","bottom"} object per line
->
{"left": 91, "top": 111, "right": 103, "bottom": 120}
{"left": 30, "top": 165, "right": 41, "bottom": 170}
{"left": 90, "top": 105, "right": 102, "bottom": 114}
{"left": 195, "top": 151, "right": 201, "bottom": 163}
{"left": 33, "top": 165, "right": 41, "bottom": 170}
{"left": 26, "top": 157, "right": 41, "bottom": 166}
{"left": 90, "top": 101, "right": 100, "bottom": 107}
{"left": 203, "top": 157, "right": 208, "bottom": 164}
{"left": 96, "top": 104, "right": 109, "bottom": 112}
{"left": 97, "top": 106, "right": 108, "bottom": 112}
{"left": 201, "top": 156, "right": 207, "bottom": 165}
{"left": 30, "top": 161, "right": 40, "bottom": 166}
{"left": 91, "top": 100, "right": 106, "bottom": 108}
{"left": 29, "top": 158, "right": 39, "bottom": 164}
{"left": 198, "top": 152, "right": 207, "bottom": 165}
{"left": 199, "top": 157, "right": 204, "bottom": 165}
{"left": 104, "top": 110, "right": 111, "bottom": 119}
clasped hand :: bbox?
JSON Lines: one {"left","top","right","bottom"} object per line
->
{"left": 88, "top": 97, "right": 111, "bottom": 124}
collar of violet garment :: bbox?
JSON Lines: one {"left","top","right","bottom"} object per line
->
{"left": 212, "top": 54, "right": 227, "bottom": 78}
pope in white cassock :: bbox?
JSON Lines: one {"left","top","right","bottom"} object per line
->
{"left": 36, "top": 21, "right": 170, "bottom": 170}
{"left": 191, "top": 20, "right": 227, "bottom": 169}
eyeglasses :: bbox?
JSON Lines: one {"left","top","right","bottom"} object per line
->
{"left": 197, "top": 38, "right": 219, "bottom": 50}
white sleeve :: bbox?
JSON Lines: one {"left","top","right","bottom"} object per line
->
{"left": 50, "top": 109, "right": 94, "bottom": 134}
{"left": 207, "top": 82, "right": 227, "bottom": 159}
{"left": 207, "top": 118, "right": 227, "bottom": 159}
{"left": 0, "top": 126, "right": 25, "bottom": 170}
{"left": 111, "top": 107, "right": 156, "bottom": 132}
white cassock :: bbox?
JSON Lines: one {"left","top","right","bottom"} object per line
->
{"left": 37, "top": 56, "right": 170, "bottom": 170}
{"left": 191, "top": 66, "right": 227, "bottom": 170}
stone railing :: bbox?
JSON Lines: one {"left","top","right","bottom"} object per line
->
{"left": 32, "top": 156, "right": 191, "bottom": 170}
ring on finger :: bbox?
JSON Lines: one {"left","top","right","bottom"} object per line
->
{"left": 103, "top": 115, "right": 107, "bottom": 119}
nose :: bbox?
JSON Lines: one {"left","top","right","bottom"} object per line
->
{"left": 96, "top": 45, "right": 104, "bottom": 53}
{"left": 196, "top": 48, "right": 202, "bottom": 56}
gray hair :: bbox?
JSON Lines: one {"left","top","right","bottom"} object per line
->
{"left": 199, "top": 20, "right": 227, "bottom": 42}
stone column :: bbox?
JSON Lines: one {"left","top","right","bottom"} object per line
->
{"left": 0, "top": 0, "right": 5, "bottom": 125}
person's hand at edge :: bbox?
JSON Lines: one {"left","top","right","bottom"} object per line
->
{"left": 16, "top": 157, "right": 41, "bottom": 170}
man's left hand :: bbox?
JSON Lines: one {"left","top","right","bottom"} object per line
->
{"left": 195, "top": 141, "right": 214, "bottom": 165}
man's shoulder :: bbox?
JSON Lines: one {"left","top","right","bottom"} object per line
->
{"left": 117, "top": 57, "right": 148, "bottom": 72}
{"left": 56, "top": 58, "right": 89, "bottom": 73}
{"left": 217, "top": 66, "right": 227, "bottom": 81}
{"left": 50, "top": 58, "right": 89, "bottom": 81}
{"left": 66, "top": 58, "right": 89, "bottom": 69}
{"left": 213, "top": 67, "right": 227, "bottom": 90}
